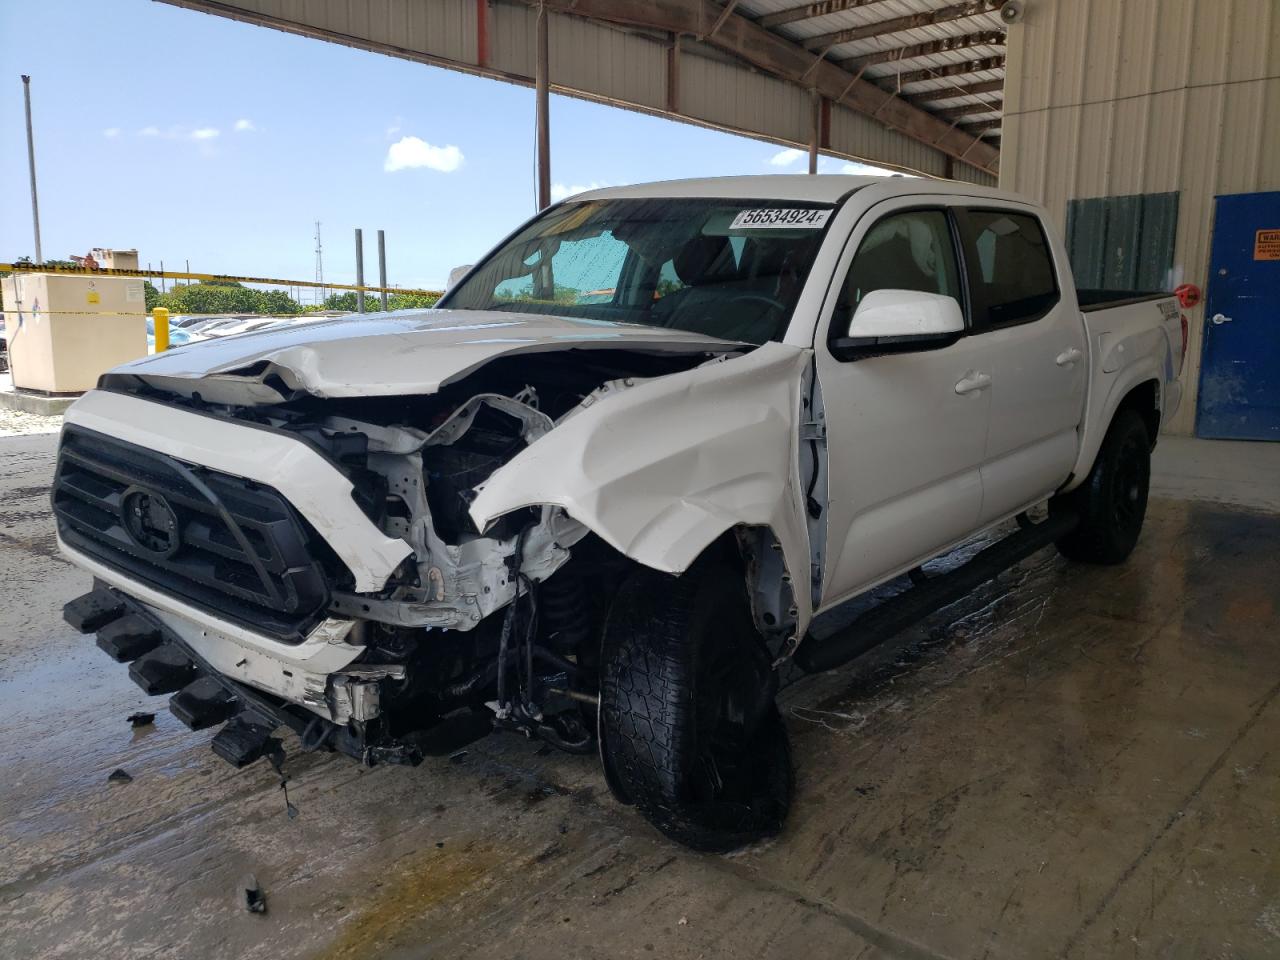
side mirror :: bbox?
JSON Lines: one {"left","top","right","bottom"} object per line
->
{"left": 833, "top": 289, "right": 964, "bottom": 357}
{"left": 446, "top": 264, "right": 474, "bottom": 291}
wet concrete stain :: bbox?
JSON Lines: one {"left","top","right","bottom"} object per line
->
{"left": 311, "top": 843, "right": 499, "bottom": 960}
{"left": 2, "top": 431, "right": 1279, "bottom": 959}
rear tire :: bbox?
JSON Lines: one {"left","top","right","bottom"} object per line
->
{"left": 1050, "top": 408, "right": 1151, "bottom": 564}
{"left": 599, "top": 557, "right": 792, "bottom": 852}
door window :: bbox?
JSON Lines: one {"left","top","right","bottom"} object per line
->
{"left": 833, "top": 209, "right": 961, "bottom": 333}
{"left": 958, "top": 210, "right": 1059, "bottom": 329}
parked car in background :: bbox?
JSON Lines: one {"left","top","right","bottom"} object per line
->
{"left": 146, "top": 317, "right": 204, "bottom": 354}
{"left": 57, "top": 176, "right": 1186, "bottom": 852}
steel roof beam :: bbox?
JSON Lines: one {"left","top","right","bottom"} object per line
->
{"left": 802, "top": 0, "right": 1002, "bottom": 51}
{"left": 935, "top": 99, "right": 1002, "bottom": 119}
{"left": 889, "top": 55, "right": 1005, "bottom": 86}
{"left": 757, "top": 0, "right": 891, "bottom": 30}
{"left": 904, "top": 77, "right": 1005, "bottom": 103}
{"left": 837, "top": 30, "right": 1004, "bottom": 70}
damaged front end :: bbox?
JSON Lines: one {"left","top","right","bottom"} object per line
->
{"left": 58, "top": 341, "right": 801, "bottom": 770}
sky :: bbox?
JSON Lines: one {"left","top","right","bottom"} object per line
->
{"left": 0, "top": 0, "right": 891, "bottom": 292}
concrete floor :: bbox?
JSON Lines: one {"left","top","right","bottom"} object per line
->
{"left": 2, "top": 428, "right": 1278, "bottom": 960}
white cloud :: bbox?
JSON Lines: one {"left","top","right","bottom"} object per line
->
{"left": 137, "top": 124, "right": 223, "bottom": 142}
{"left": 103, "top": 127, "right": 121, "bottom": 138}
{"left": 838, "top": 160, "right": 904, "bottom": 176}
{"left": 550, "top": 182, "right": 606, "bottom": 202}
{"left": 384, "top": 136, "right": 464, "bottom": 173}
{"left": 233, "top": 118, "right": 255, "bottom": 132}
{"left": 768, "top": 147, "right": 805, "bottom": 167}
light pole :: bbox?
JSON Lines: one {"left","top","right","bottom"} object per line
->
{"left": 21, "top": 75, "right": 43, "bottom": 264}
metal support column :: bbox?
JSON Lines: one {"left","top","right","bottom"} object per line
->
{"left": 535, "top": 3, "right": 551, "bottom": 209}
{"left": 21, "top": 76, "right": 43, "bottom": 264}
{"left": 808, "top": 88, "right": 820, "bottom": 174}
{"left": 354, "top": 229, "right": 365, "bottom": 313}
{"left": 377, "top": 230, "right": 388, "bottom": 310}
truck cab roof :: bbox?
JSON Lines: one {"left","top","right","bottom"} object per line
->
{"left": 577, "top": 173, "right": 1026, "bottom": 206}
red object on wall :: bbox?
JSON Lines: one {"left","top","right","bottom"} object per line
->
{"left": 1175, "top": 283, "right": 1202, "bottom": 308}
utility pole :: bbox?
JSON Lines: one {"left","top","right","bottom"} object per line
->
{"left": 313, "top": 221, "right": 325, "bottom": 306}
{"left": 377, "top": 230, "right": 388, "bottom": 311}
{"left": 354, "top": 228, "right": 365, "bottom": 313}
{"left": 21, "top": 75, "right": 43, "bottom": 264}
{"left": 535, "top": 3, "right": 551, "bottom": 210}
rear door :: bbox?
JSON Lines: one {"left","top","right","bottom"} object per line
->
{"left": 956, "top": 207, "right": 1087, "bottom": 524}
{"left": 1197, "top": 190, "right": 1280, "bottom": 441}
{"left": 815, "top": 199, "right": 990, "bottom": 608}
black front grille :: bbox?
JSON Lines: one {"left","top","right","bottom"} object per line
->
{"left": 53, "top": 425, "right": 332, "bottom": 643}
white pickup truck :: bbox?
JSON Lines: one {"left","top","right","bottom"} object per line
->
{"left": 56, "top": 176, "right": 1186, "bottom": 851}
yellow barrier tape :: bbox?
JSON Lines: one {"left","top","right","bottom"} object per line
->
{"left": 0, "top": 262, "right": 442, "bottom": 298}
{"left": 2, "top": 309, "right": 150, "bottom": 317}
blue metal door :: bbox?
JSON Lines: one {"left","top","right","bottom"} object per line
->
{"left": 1197, "top": 191, "right": 1280, "bottom": 440}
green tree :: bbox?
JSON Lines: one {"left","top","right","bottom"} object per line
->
{"left": 157, "top": 281, "right": 301, "bottom": 315}
{"left": 321, "top": 290, "right": 441, "bottom": 313}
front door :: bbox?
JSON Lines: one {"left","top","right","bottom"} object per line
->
{"left": 1197, "top": 191, "right": 1280, "bottom": 441}
{"left": 815, "top": 202, "right": 990, "bottom": 609}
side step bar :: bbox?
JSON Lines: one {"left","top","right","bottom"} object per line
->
{"left": 795, "top": 511, "right": 1077, "bottom": 674}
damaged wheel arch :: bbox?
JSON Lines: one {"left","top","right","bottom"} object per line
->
{"left": 468, "top": 341, "right": 817, "bottom": 648}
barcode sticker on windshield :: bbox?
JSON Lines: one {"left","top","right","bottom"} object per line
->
{"left": 730, "top": 208, "right": 831, "bottom": 230}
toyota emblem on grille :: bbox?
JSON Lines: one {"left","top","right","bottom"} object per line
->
{"left": 120, "top": 485, "right": 181, "bottom": 559}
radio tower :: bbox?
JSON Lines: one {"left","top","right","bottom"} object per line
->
{"left": 313, "top": 221, "right": 325, "bottom": 306}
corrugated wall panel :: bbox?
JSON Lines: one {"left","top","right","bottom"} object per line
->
{"left": 827, "top": 102, "right": 947, "bottom": 178}
{"left": 232, "top": 0, "right": 477, "bottom": 63}
{"left": 951, "top": 162, "right": 998, "bottom": 187}
{"left": 550, "top": 15, "right": 667, "bottom": 111}
{"left": 1002, "top": 0, "right": 1280, "bottom": 435}
{"left": 678, "top": 53, "right": 810, "bottom": 148}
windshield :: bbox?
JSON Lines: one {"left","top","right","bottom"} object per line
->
{"left": 440, "top": 197, "right": 834, "bottom": 345}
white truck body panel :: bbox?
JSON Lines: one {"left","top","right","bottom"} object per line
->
{"left": 470, "top": 342, "right": 814, "bottom": 631}
{"left": 119, "top": 309, "right": 742, "bottom": 402}
{"left": 55, "top": 174, "right": 1186, "bottom": 716}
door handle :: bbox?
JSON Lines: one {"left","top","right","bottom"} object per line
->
{"left": 1055, "top": 347, "right": 1082, "bottom": 366}
{"left": 1211, "top": 313, "right": 1232, "bottom": 325}
{"left": 955, "top": 371, "right": 991, "bottom": 395}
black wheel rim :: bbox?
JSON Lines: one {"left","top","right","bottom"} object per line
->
{"left": 1111, "top": 432, "right": 1149, "bottom": 534}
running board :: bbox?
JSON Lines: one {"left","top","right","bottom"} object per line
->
{"left": 795, "top": 511, "right": 1077, "bottom": 674}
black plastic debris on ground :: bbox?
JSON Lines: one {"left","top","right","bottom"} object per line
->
{"left": 127, "top": 711, "right": 155, "bottom": 728}
{"left": 108, "top": 768, "right": 133, "bottom": 784}
{"left": 242, "top": 874, "right": 267, "bottom": 914}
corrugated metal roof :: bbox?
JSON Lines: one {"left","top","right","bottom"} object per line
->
{"left": 740, "top": 0, "right": 1008, "bottom": 137}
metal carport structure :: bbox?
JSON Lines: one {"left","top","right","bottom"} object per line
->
{"left": 159, "top": 0, "right": 1008, "bottom": 196}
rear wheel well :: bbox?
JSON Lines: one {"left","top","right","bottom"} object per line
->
{"left": 1116, "top": 379, "right": 1161, "bottom": 448}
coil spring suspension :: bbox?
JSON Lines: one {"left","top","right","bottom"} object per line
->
{"left": 539, "top": 567, "right": 590, "bottom": 653}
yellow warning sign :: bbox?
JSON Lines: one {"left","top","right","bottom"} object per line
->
{"left": 86, "top": 291, "right": 101, "bottom": 304}
{"left": 1256, "top": 229, "right": 1280, "bottom": 260}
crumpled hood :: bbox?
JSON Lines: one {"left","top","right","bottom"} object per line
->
{"left": 108, "top": 308, "right": 743, "bottom": 401}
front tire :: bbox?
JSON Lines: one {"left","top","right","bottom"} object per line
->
{"left": 599, "top": 557, "right": 792, "bottom": 852}
{"left": 1050, "top": 408, "right": 1151, "bottom": 564}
